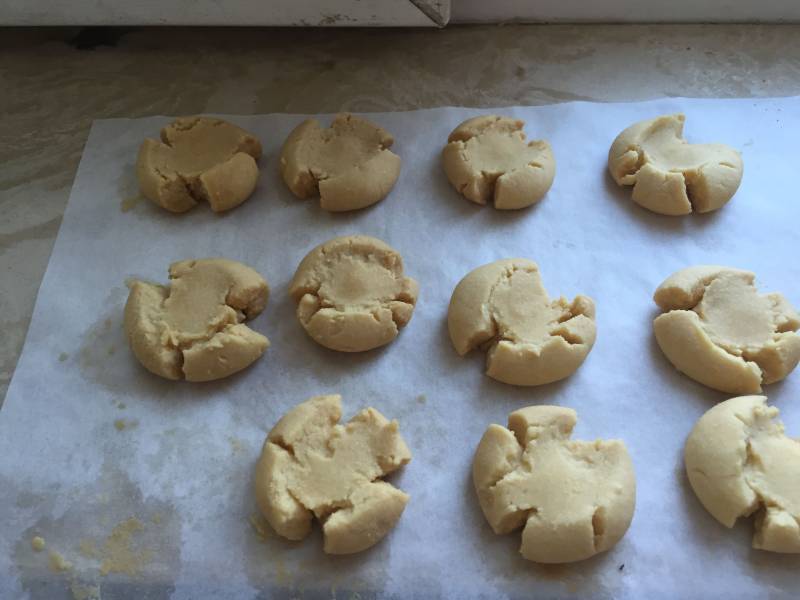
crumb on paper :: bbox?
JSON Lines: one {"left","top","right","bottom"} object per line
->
{"left": 120, "top": 195, "right": 144, "bottom": 213}
{"left": 416, "top": 394, "right": 426, "bottom": 404}
{"left": 249, "top": 514, "right": 269, "bottom": 542}
{"left": 58, "top": 352, "right": 69, "bottom": 362}
{"left": 151, "top": 513, "right": 162, "bottom": 525}
{"left": 79, "top": 539, "right": 99, "bottom": 559}
{"left": 116, "top": 401, "right": 126, "bottom": 410}
{"left": 114, "top": 419, "right": 138, "bottom": 431}
{"left": 70, "top": 580, "right": 101, "bottom": 600}
{"left": 31, "top": 536, "right": 46, "bottom": 552}
{"left": 274, "top": 555, "right": 292, "bottom": 586}
{"left": 48, "top": 550, "right": 73, "bottom": 572}
{"left": 229, "top": 436, "right": 244, "bottom": 454}
{"left": 99, "top": 517, "right": 152, "bottom": 576}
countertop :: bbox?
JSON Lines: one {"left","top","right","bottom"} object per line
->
{"left": 3, "top": 24, "right": 800, "bottom": 404}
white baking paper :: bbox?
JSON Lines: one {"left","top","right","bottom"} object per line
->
{"left": 2, "top": 99, "right": 799, "bottom": 600}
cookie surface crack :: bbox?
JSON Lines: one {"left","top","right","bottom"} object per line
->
{"left": 449, "top": 258, "right": 596, "bottom": 386}
{"left": 124, "top": 258, "right": 269, "bottom": 382}
{"left": 443, "top": 115, "right": 555, "bottom": 210}
{"left": 685, "top": 396, "right": 800, "bottom": 554}
{"left": 654, "top": 266, "right": 800, "bottom": 393}
{"left": 255, "top": 395, "right": 411, "bottom": 554}
{"left": 289, "top": 236, "right": 418, "bottom": 352}
{"left": 137, "top": 116, "right": 262, "bottom": 214}
{"left": 473, "top": 406, "right": 635, "bottom": 563}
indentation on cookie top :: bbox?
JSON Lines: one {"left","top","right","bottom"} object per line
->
{"left": 448, "top": 259, "right": 596, "bottom": 386}
{"left": 136, "top": 116, "right": 262, "bottom": 214}
{"left": 488, "top": 265, "right": 588, "bottom": 348}
{"left": 279, "top": 114, "right": 401, "bottom": 212}
{"left": 685, "top": 395, "right": 800, "bottom": 554}
{"left": 653, "top": 266, "right": 800, "bottom": 394}
{"left": 254, "top": 394, "right": 411, "bottom": 555}
{"left": 289, "top": 236, "right": 418, "bottom": 352}
{"left": 608, "top": 114, "right": 743, "bottom": 215}
{"left": 442, "top": 115, "right": 555, "bottom": 210}
{"left": 473, "top": 405, "right": 635, "bottom": 563}
{"left": 124, "top": 258, "right": 269, "bottom": 382}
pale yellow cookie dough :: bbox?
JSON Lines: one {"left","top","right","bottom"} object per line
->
{"left": 254, "top": 394, "right": 411, "bottom": 554}
{"left": 124, "top": 258, "right": 269, "bottom": 381}
{"left": 442, "top": 115, "right": 555, "bottom": 210}
{"left": 280, "top": 113, "right": 401, "bottom": 212}
{"left": 608, "top": 114, "right": 743, "bottom": 215}
{"left": 473, "top": 406, "right": 636, "bottom": 563}
{"left": 653, "top": 266, "right": 800, "bottom": 394}
{"left": 289, "top": 235, "right": 418, "bottom": 352}
{"left": 137, "top": 116, "right": 262, "bottom": 213}
{"left": 685, "top": 395, "right": 800, "bottom": 553}
{"left": 447, "top": 259, "right": 596, "bottom": 386}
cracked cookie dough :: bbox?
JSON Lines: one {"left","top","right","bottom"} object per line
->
{"left": 124, "top": 258, "right": 269, "bottom": 381}
{"left": 280, "top": 114, "right": 401, "bottom": 212}
{"left": 289, "top": 235, "right": 418, "bottom": 352}
{"left": 685, "top": 396, "right": 800, "bottom": 553}
{"left": 137, "top": 116, "right": 262, "bottom": 213}
{"left": 653, "top": 266, "right": 800, "bottom": 394}
{"left": 448, "top": 259, "right": 596, "bottom": 386}
{"left": 442, "top": 115, "right": 555, "bottom": 210}
{"left": 474, "top": 406, "right": 636, "bottom": 563}
{"left": 608, "top": 114, "right": 743, "bottom": 215}
{"left": 254, "top": 394, "right": 411, "bottom": 554}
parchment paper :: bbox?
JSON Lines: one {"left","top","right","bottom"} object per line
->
{"left": 2, "top": 98, "right": 799, "bottom": 600}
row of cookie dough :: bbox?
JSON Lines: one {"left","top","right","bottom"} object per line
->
{"left": 123, "top": 236, "right": 420, "bottom": 382}
{"left": 254, "top": 393, "right": 800, "bottom": 560}
{"left": 136, "top": 112, "right": 744, "bottom": 216}
{"left": 123, "top": 236, "right": 800, "bottom": 394}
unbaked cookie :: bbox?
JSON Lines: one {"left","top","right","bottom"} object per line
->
{"left": 474, "top": 405, "right": 636, "bottom": 563}
{"left": 441, "top": 115, "right": 555, "bottom": 210}
{"left": 653, "top": 266, "right": 800, "bottom": 394}
{"left": 124, "top": 258, "right": 269, "bottom": 381}
{"left": 137, "top": 116, "right": 262, "bottom": 213}
{"left": 447, "top": 259, "right": 595, "bottom": 386}
{"left": 254, "top": 394, "right": 411, "bottom": 554}
{"left": 289, "top": 235, "right": 418, "bottom": 352}
{"left": 685, "top": 395, "right": 800, "bottom": 553}
{"left": 608, "top": 114, "right": 743, "bottom": 215}
{"left": 280, "top": 114, "right": 401, "bottom": 212}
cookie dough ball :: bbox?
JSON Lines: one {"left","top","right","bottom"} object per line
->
{"left": 474, "top": 406, "right": 636, "bottom": 563}
{"left": 124, "top": 258, "right": 269, "bottom": 381}
{"left": 685, "top": 395, "right": 800, "bottom": 553}
{"left": 653, "top": 266, "right": 800, "bottom": 394}
{"left": 441, "top": 115, "right": 555, "bottom": 210}
{"left": 137, "top": 116, "right": 262, "bottom": 214}
{"left": 608, "top": 114, "right": 743, "bottom": 215}
{"left": 280, "top": 114, "right": 401, "bottom": 212}
{"left": 254, "top": 394, "right": 412, "bottom": 554}
{"left": 289, "top": 235, "right": 418, "bottom": 352}
{"left": 448, "top": 259, "right": 596, "bottom": 386}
